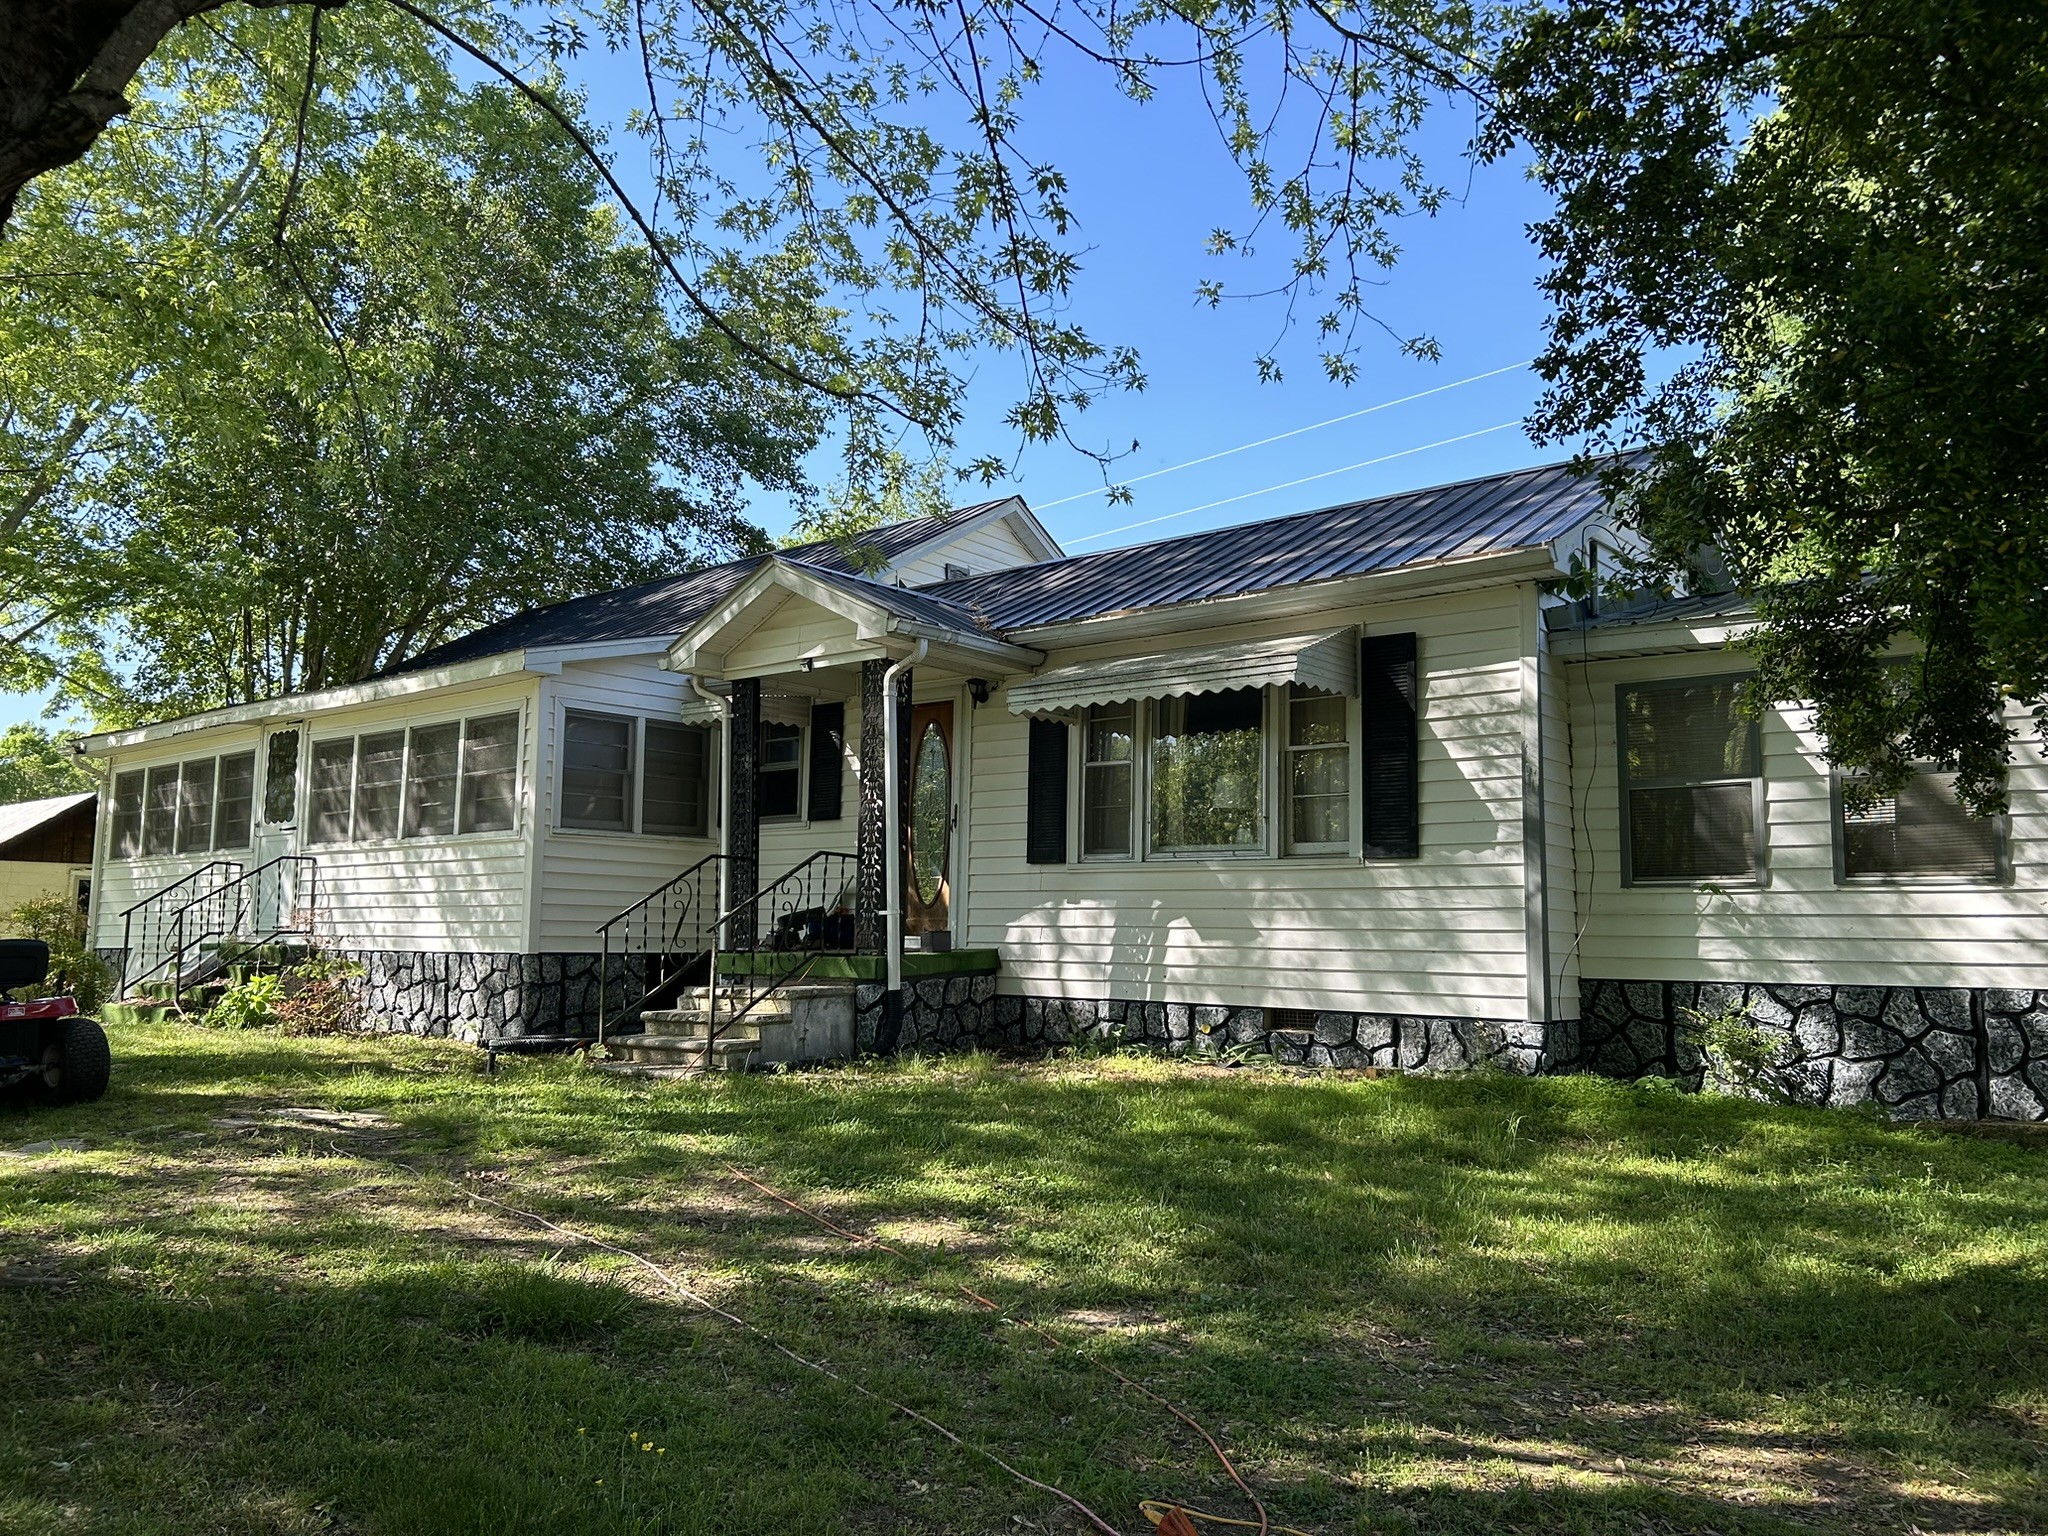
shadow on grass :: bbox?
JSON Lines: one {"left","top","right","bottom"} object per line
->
{"left": 0, "top": 1026, "right": 2042, "bottom": 1534}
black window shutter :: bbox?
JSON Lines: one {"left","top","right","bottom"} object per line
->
{"left": 807, "top": 702, "right": 845, "bottom": 821}
{"left": 1361, "top": 632, "right": 1420, "bottom": 859}
{"left": 1025, "top": 717, "right": 1069, "bottom": 865}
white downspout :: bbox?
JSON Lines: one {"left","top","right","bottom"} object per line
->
{"left": 881, "top": 640, "right": 928, "bottom": 997}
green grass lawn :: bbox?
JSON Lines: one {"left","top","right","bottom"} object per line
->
{"left": 1, "top": 1023, "right": 2043, "bottom": 1536}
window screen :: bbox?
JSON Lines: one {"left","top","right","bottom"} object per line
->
{"left": 562, "top": 711, "right": 634, "bottom": 831}
{"left": 404, "top": 722, "right": 462, "bottom": 839}
{"left": 352, "top": 731, "right": 406, "bottom": 841}
{"left": 643, "top": 721, "right": 710, "bottom": 837}
{"left": 110, "top": 771, "right": 145, "bottom": 859}
{"left": 262, "top": 730, "right": 300, "bottom": 824}
{"left": 1620, "top": 678, "right": 1760, "bottom": 882}
{"left": 1841, "top": 769, "right": 2002, "bottom": 881}
{"left": 759, "top": 722, "right": 802, "bottom": 819}
{"left": 1287, "top": 685, "right": 1349, "bottom": 852}
{"left": 309, "top": 739, "right": 355, "bottom": 844}
{"left": 214, "top": 753, "right": 256, "bottom": 850}
{"left": 459, "top": 713, "right": 520, "bottom": 834}
{"left": 1149, "top": 688, "right": 1263, "bottom": 852}
{"left": 143, "top": 765, "right": 179, "bottom": 856}
{"left": 1082, "top": 702, "right": 1134, "bottom": 857}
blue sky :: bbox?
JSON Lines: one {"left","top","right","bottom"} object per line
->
{"left": 3, "top": 33, "right": 1566, "bottom": 732}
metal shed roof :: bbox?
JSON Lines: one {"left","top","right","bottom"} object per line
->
{"left": 928, "top": 459, "right": 1614, "bottom": 631}
{"left": 0, "top": 792, "right": 96, "bottom": 855}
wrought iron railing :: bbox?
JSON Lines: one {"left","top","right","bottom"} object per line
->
{"left": 704, "top": 850, "right": 861, "bottom": 1053}
{"left": 593, "top": 852, "right": 726, "bottom": 1047}
{"left": 118, "top": 861, "right": 243, "bottom": 994}
{"left": 126, "top": 856, "right": 320, "bottom": 996}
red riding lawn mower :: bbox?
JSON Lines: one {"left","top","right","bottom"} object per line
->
{"left": 0, "top": 938, "right": 110, "bottom": 1106}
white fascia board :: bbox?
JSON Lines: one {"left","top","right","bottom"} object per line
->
{"left": 523, "top": 636, "right": 678, "bottom": 670}
{"left": 1004, "top": 545, "right": 1566, "bottom": 649}
{"left": 1001, "top": 499, "right": 1067, "bottom": 562}
{"left": 76, "top": 651, "right": 534, "bottom": 755}
{"left": 1550, "top": 618, "right": 1756, "bottom": 661}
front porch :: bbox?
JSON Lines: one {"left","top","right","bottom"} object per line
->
{"left": 594, "top": 556, "right": 1039, "bottom": 1064}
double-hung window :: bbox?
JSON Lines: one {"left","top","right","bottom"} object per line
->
{"left": 1837, "top": 767, "right": 2004, "bottom": 883}
{"left": 1286, "top": 684, "right": 1350, "bottom": 853}
{"left": 561, "top": 711, "right": 635, "bottom": 831}
{"left": 108, "top": 752, "right": 256, "bottom": 859}
{"left": 554, "top": 708, "right": 712, "bottom": 837}
{"left": 1082, "top": 702, "right": 1135, "bottom": 857}
{"left": 1618, "top": 676, "right": 1763, "bottom": 883}
{"left": 1149, "top": 688, "right": 1264, "bottom": 854}
{"left": 644, "top": 721, "right": 711, "bottom": 837}
{"left": 759, "top": 722, "right": 803, "bottom": 819}
{"left": 308, "top": 712, "right": 522, "bottom": 845}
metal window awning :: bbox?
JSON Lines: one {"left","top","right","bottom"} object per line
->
{"left": 1005, "top": 628, "right": 1356, "bottom": 716}
{"left": 676, "top": 689, "right": 817, "bottom": 726}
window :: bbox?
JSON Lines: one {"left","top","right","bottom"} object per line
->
{"left": 309, "top": 739, "right": 355, "bottom": 845}
{"left": 458, "top": 713, "right": 520, "bottom": 834}
{"left": 1287, "top": 685, "right": 1350, "bottom": 852}
{"left": 1082, "top": 702, "right": 1135, "bottom": 858}
{"left": 561, "top": 711, "right": 634, "bottom": 831}
{"left": 214, "top": 752, "right": 255, "bottom": 850}
{"left": 644, "top": 721, "right": 711, "bottom": 837}
{"left": 759, "top": 722, "right": 802, "bottom": 819}
{"left": 309, "top": 712, "right": 521, "bottom": 844}
{"left": 1619, "top": 677, "right": 1762, "bottom": 883}
{"left": 262, "top": 731, "right": 300, "bottom": 824}
{"left": 351, "top": 731, "right": 406, "bottom": 841}
{"left": 1839, "top": 768, "right": 2004, "bottom": 882}
{"left": 174, "top": 759, "right": 216, "bottom": 855}
{"left": 110, "top": 771, "right": 144, "bottom": 860}
{"left": 403, "top": 722, "right": 462, "bottom": 839}
{"left": 142, "top": 766, "right": 179, "bottom": 856}
{"left": 111, "top": 753, "right": 260, "bottom": 860}
{"left": 1150, "top": 688, "right": 1263, "bottom": 853}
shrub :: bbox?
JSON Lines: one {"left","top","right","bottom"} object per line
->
{"left": 6, "top": 894, "right": 113, "bottom": 1015}
{"left": 1678, "top": 1000, "right": 1804, "bottom": 1105}
{"left": 208, "top": 972, "right": 285, "bottom": 1030}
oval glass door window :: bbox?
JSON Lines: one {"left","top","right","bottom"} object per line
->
{"left": 911, "top": 721, "right": 950, "bottom": 906}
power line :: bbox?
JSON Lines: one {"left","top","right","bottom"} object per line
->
{"left": 1035, "top": 359, "right": 1534, "bottom": 513}
{"left": 1066, "top": 420, "right": 1525, "bottom": 548}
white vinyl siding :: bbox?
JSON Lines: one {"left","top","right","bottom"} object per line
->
{"left": 972, "top": 586, "right": 1533, "bottom": 1019}
{"left": 91, "top": 678, "right": 539, "bottom": 956}
{"left": 893, "top": 517, "right": 1040, "bottom": 588}
{"left": 1568, "top": 648, "right": 2048, "bottom": 989}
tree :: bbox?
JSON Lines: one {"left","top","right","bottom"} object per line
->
{"left": 0, "top": 723, "right": 99, "bottom": 803}
{"left": 1492, "top": 0, "right": 2048, "bottom": 811}
{"left": 1, "top": 8, "right": 817, "bottom": 724}
{"left": 4, "top": 0, "right": 1487, "bottom": 496}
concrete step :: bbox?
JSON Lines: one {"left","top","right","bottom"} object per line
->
{"left": 603, "top": 1034, "right": 760, "bottom": 1071}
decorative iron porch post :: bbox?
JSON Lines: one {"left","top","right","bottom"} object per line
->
{"left": 727, "top": 676, "right": 760, "bottom": 950}
{"left": 854, "top": 659, "right": 887, "bottom": 953}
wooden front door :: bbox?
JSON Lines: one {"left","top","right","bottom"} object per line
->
{"left": 903, "top": 701, "right": 954, "bottom": 935}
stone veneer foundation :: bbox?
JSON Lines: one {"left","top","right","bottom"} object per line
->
{"left": 854, "top": 976, "right": 2047, "bottom": 1123}
{"left": 1575, "top": 979, "right": 2048, "bottom": 1121}
{"left": 335, "top": 949, "right": 647, "bottom": 1041}
{"left": 223, "top": 943, "right": 2048, "bottom": 1123}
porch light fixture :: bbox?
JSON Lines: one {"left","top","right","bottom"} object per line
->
{"left": 967, "top": 677, "right": 992, "bottom": 706}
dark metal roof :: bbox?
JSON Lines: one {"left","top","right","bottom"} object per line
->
{"left": 928, "top": 459, "right": 1614, "bottom": 630}
{"left": 381, "top": 502, "right": 1013, "bottom": 676}
{"left": 384, "top": 464, "right": 1613, "bottom": 675}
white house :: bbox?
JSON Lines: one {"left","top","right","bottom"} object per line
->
{"left": 78, "top": 463, "right": 2048, "bottom": 1119}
